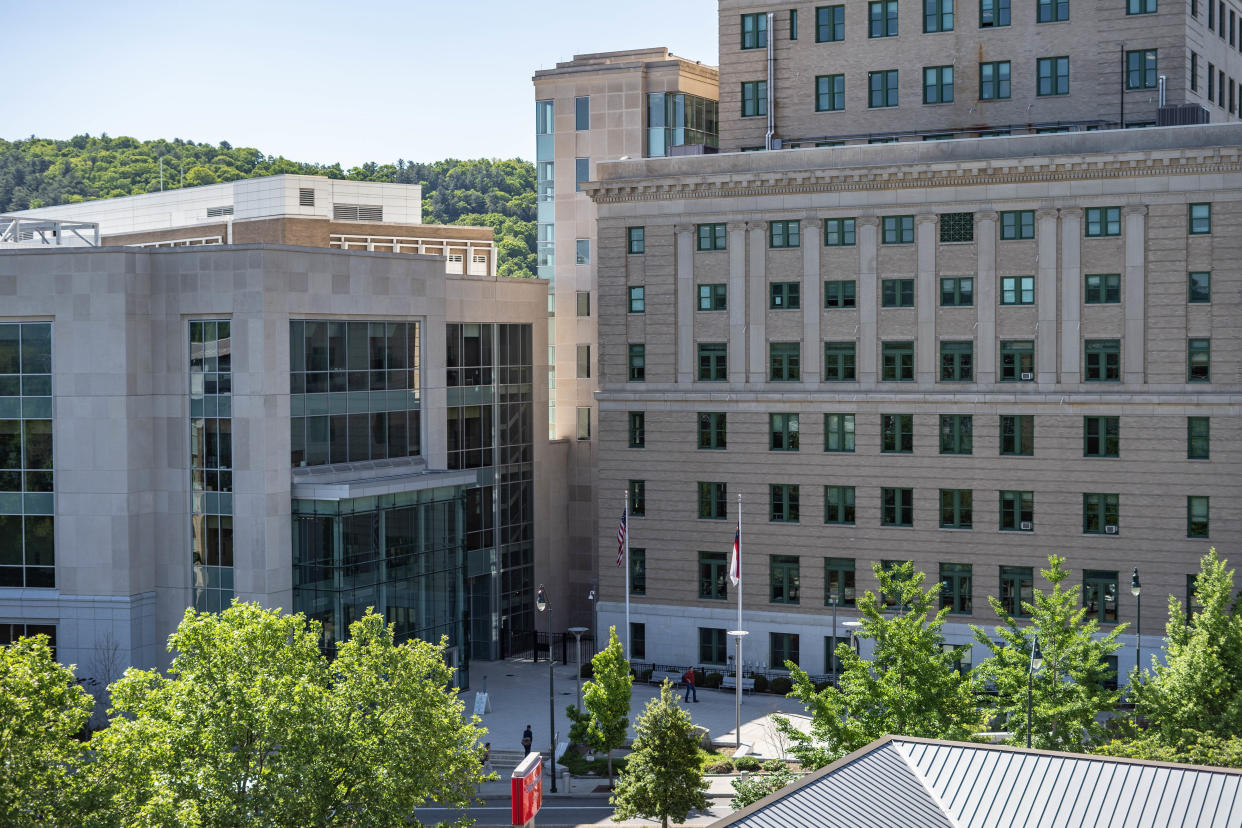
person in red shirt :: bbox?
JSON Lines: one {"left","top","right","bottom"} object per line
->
{"left": 682, "top": 667, "right": 698, "bottom": 703}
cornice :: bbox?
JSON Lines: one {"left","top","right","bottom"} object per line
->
{"left": 586, "top": 148, "right": 1242, "bottom": 204}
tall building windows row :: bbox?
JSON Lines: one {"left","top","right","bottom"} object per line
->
{"left": 191, "top": 320, "right": 232, "bottom": 611}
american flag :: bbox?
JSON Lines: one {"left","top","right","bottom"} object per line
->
{"left": 617, "top": 509, "right": 627, "bottom": 567}
{"left": 728, "top": 524, "right": 741, "bottom": 586}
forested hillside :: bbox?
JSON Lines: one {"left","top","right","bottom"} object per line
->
{"left": 0, "top": 135, "right": 536, "bottom": 278}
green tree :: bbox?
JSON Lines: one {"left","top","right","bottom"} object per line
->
{"left": 778, "top": 561, "right": 981, "bottom": 769}
{"left": 611, "top": 681, "right": 709, "bottom": 827}
{"left": 90, "top": 601, "right": 486, "bottom": 827}
{"left": 0, "top": 634, "right": 94, "bottom": 827}
{"left": 565, "top": 626, "right": 632, "bottom": 787}
{"left": 972, "top": 555, "right": 1123, "bottom": 751}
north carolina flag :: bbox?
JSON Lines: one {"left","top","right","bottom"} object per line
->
{"left": 728, "top": 524, "right": 741, "bottom": 586}
{"left": 616, "top": 510, "right": 627, "bottom": 567}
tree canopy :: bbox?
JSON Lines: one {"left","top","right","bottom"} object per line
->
{"left": 565, "top": 626, "right": 632, "bottom": 787}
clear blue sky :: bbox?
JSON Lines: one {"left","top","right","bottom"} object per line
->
{"left": 2, "top": 0, "right": 719, "bottom": 167}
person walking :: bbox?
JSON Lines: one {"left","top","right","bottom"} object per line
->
{"left": 482, "top": 742, "right": 492, "bottom": 773}
{"left": 682, "top": 667, "right": 698, "bottom": 703}
{"left": 521, "top": 724, "right": 533, "bottom": 756}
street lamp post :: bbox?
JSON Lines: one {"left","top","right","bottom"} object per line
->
{"left": 828, "top": 595, "right": 838, "bottom": 683}
{"left": 1130, "top": 568, "right": 1142, "bottom": 682}
{"left": 568, "top": 626, "right": 588, "bottom": 711}
{"left": 1026, "top": 635, "right": 1043, "bottom": 749}
{"left": 727, "top": 630, "right": 749, "bottom": 751}
{"left": 587, "top": 587, "right": 598, "bottom": 654}
{"left": 535, "top": 586, "right": 558, "bottom": 793}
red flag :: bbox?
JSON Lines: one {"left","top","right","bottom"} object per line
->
{"left": 617, "top": 510, "right": 627, "bottom": 567}
{"left": 729, "top": 524, "right": 741, "bottom": 585}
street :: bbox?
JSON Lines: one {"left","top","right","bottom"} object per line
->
{"left": 414, "top": 796, "right": 734, "bottom": 827}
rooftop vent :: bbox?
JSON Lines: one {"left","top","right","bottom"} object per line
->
{"left": 333, "top": 203, "right": 383, "bottom": 222}
{"left": 299, "top": 188, "right": 315, "bottom": 207}
{"left": 206, "top": 206, "right": 234, "bottom": 217}
{"left": 1156, "top": 104, "right": 1210, "bottom": 126}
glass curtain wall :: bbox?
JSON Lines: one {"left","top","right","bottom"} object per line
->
{"left": 648, "top": 92, "right": 720, "bottom": 157}
{"left": 190, "top": 320, "right": 233, "bottom": 611}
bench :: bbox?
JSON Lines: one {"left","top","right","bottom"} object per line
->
{"left": 719, "top": 675, "right": 755, "bottom": 693}
{"left": 651, "top": 670, "right": 684, "bottom": 686}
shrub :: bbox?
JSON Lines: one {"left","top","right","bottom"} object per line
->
{"left": 752, "top": 674, "right": 769, "bottom": 693}
{"left": 640, "top": 668, "right": 653, "bottom": 682}
{"left": 693, "top": 668, "right": 707, "bottom": 685}
{"left": 733, "top": 755, "right": 761, "bottom": 771}
{"left": 812, "top": 680, "right": 831, "bottom": 693}
{"left": 703, "top": 671, "right": 724, "bottom": 689}
{"left": 580, "top": 662, "right": 594, "bottom": 679}
{"left": 761, "top": 759, "right": 786, "bottom": 773}
{"left": 706, "top": 761, "right": 735, "bottom": 774}
{"left": 769, "top": 676, "right": 793, "bottom": 695}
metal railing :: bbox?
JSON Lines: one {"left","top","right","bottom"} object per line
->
{"left": 0, "top": 215, "right": 100, "bottom": 247}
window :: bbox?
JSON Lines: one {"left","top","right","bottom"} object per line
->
{"left": 576, "top": 291, "right": 591, "bottom": 317}
{"left": 1000, "top": 414, "right": 1034, "bottom": 456}
{"left": 940, "top": 491, "right": 973, "bottom": 530}
{"left": 1191, "top": 52, "right": 1199, "bottom": 92}
{"left": 742, "top": 81, "right": 768, "bottom": 117}
{"left": 1188, "top": 338, "right": 1211, "bottom": 382}
{"left": 628, "top": 286, "right": 645, "bottom": 313}
{"left": 698, "top": 412, "right": 727, "bottom": 449}
{"left": 940, "top": 341, "right": 974, "bottom": 382}
{"left": 882, "top": 278, "right": 915, "bottom": 307}
{"left": 881, "top": 413, "right": 914, "bottom": 453}
{"left": 1083, "top": 416, "right": 1120, "bottom": 458}
{"left": 999, "top": 340, "right": 1034, "bottom": 381}
{"left": 881, "top": 341, "right": 915, "bottom": 381}
{"left": 1187, "top": 496, "right": 1210, "bottom": 537}
{"left": 770, "top": 555, "right": 801, "bottom": 604}
{"left": 574, "top": 95, "right": 590, "bottom": 130}
{"left": 769, "top": 343, "right": 801, "bottom": 381}
{"left": 770, "top": 413, "right": 800, "bottom": 451}
{"left": 1037, "top": 0, "right": 1069, "bottom": 22}
{"left": 978, "top": 61, "right": 1012, "bottom": 100}
{"left": 1000, "top": 210, "right": 1034, "bottom": 240}
{"left": 1189, "top": 203, "right": 1212, "bottom": 234}
{"left": 1000, "top": 490, "right": 1034, "bottom": 531}
{"left": 0, "top": 624, "right": 57, "bottom": 659}
{"left": 631, "top": 623, "right": 646, "bottom": 660}
{"left": 1085, "top": 339, "right": 1121, "bottom": 382}
{"left": 940, "top": 563, "right": 972, "bottom": 612}
{"left": 770, "top": 484, "right": 800, "bottom": 522}
{"left": 699, "top": 482, "right": 728, "bottom": 519}
{"left": 576, "top": 344, "right": 591, "bottom": 379}
{"left": 869, "top": 70, "right": 899, "bottom": 107}
{"left": 1037, "top": 56, "right": 1070, "bottom": 95}
{"left": 535, "top": 99, "right": 553, "bottom": 134}
{"left": 627, "top": 412, "right": 645, "bottom": 448}
{"left": 817, "top": 5, "right": 845, "bottom": 41}
{"left": 882, "top": 215, "right": 914, "bottom": 243}
{"left": 770, "top": 632, "right": 800, "bottom": 669}
{"left": 741, "top": 12, "right": 768, "bottom": 48}
{"left": 824, "top": 218, "right": 856, "bottom": 246}
{"left": 825, "top": 557, "right": 856, "bottom": 605}
{"left": 697, "top": 223, "right": 727, "bottom": 251}
{"left": 1126, "top": 49, "right": 1158, "bottom": 89}
{"left": 1000, "top": 566, "right": 1033, "bottom": 617}
{"left": 577, "top": 407, "right": 591, "bottom": 440}
{"left": 825, "top": 487, "right": 856, "bottom": 525}
{"left": 1188, "top": 417, "right": 1210, "bottom": 459}
{"left": 790, "top": 8, "right": 798, "bottom": 38}
{"left": 628, "top": 480, "right": 645, "bottom": 515}
{"left": 698, "top": 283, "right": 727, "bottom": 311}
{"left": 700, "top": 627, "right": 728, "bottom": 664}
{"left": 925, "top": 0, "right": 954, "bottom": 31}
{"left": 924, "top": 66, "right": 955, "bottom": 104}
{"left": 1127, "top": 0, "right": 1155, "bottom": 12}
{"left": 698, "top": 343, "right": 728, "bottom": 381}
{"left": 627, "top": 344, "right": 645, "bottom": 382}
{"left": 816, "top": 74, "right": 846, "bottom": 111}
{"left": 631, "top": 548, "right": 646, "bottom": 594}
{"left": 980, "top": 0, "right": 1010, "bottom": 27}
{"left": 1083, "top": 570, "right": 1119, "bottom": 622}
{"left": 940, "top": 414, "right": 973, "bottom": 454}
{"left": 699, "top": 551, "right": 728, "bottom": 599}
{"left": 1084, "top": 273, "right": 1121, "bottom": 304}
{"left": 1083, "top": 493, "right": 1120, "bottom": 534}
{"left": 882, "top": 487, "right": 914, "bottom": 527}
{"left": 870, "top": 0, "right": 899, "bottom": 36}
{"left": 769, "top": 220, "right": 801, "bottom": 248}
{"left": 825, "top": 280, "right": 857, "bottom": 308}
{"left": 824, "top": 342, "right": 857, "bottom": 381}
{"left": 1189, "top": 272, "right": 1211, "bottom": 303}
{"left": 1209, "top": 62, "right": 1216, "bottom": 100}
{"left": 1001, "top": 275, "right": 1034, "bottom": 305}
{"left": 825, "top": 413, "right": 856, "bottom": 452}
{"left": 575, "top": 157, "right": 589, "bottom": 192}
{"left": 628, "top": 227, "right": 645, "bottom": 254}
{"left": 1085, "top": 207, "right": 1121, "bottom": 237}
{"left": 939, "top": 277, "right": 974, "bottom": 307}
{"left": 770, "top": 282, "right": 801, "bottom": 309}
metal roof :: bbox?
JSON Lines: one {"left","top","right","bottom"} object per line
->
{"left": 714, "top": 736, "right": 1242, "bottom": 828}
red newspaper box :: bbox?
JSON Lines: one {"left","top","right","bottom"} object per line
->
{"left": 511, "top": 752, "right": 543, "bottom": 826}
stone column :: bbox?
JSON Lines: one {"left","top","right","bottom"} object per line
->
{"left": 1123, "top": 206, "right": 1147, "bottom": 385}
{"left": 915, "top": 214, "right": 939, "bottom": 384}
{"left": 1059, "top": 208, "right": 1083, "bottom": 384}
{"left": 1035, "top": 208, "right": 1059, "bottom": 385}
{"left": 802, "top": 217, "right": 822, "bottom": 386}
{"left": 856, "top": 217, "right": 880, "bottom": 387}
{"left": 975, "top": 211, "right": 998, "bottom": 384}
{"left": 747, "top": 223, "right": 768, "bottom": 384}
{"left": 727, "top": 222, "right": 749, "bottom": 386}
{"left": 674, "top": 224, "right": 694, "bottom": 384}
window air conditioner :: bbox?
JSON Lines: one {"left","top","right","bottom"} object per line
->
{"left": 1020, "top": 372, "right": 1034, "bottom": 380}
{"left": 1105, "top": 525, "right": 1118, "bottom": 534}
{"left": 1020, "top": 521, "right": 1033, "bottom": 531}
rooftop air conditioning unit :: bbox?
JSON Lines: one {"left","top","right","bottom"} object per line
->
{"left": 1105, "top": 525, "right": 1119, "bottom": 534}
{"left": 1020, "top": 521, "right": 1033, "bottom": 531}
{"left": 1020, "top": 372, "right": 1034, "bottom": 380}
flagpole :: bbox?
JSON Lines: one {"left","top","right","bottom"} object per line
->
{"left": 737, "top": 493, "right": 743, "bottom": 633}
{"left": 624, "top": 489, "right": 631, "bottom": 656}
{"left": 733, "top": 493, "right": 745, "bottom": 751}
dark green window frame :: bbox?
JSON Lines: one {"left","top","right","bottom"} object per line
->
{"left": 1188, "top": 338, "right": 1211, "bottom": 382}
{"left": 741, "top": 12, "right": 768, "bottom": 48}
{"left": 924, "top": 65, "right": 955, "bottom": 104}
{"left": 770, "top": 413, "right": 800, "bottom": 451}
{"left": 824, "top": 557, "right": 856, "bottom": 606}
{"left": 790, "top": 8, "right": 798, "bottom": 39}
{"left": 770, "top": 281, "right": 801, "bottom": 309}
{"left": 824, "top": 342, "right": 857, "bottom": 381}
{"left": 882, "top": 278, "right": 915, "bottom": 307}
{"left": 1085, "top": 206, "right": 1122, "bottom": 237}
{"left": 1084, "top": 339, "right": 1121, "bottom": 381}
{"left": 699, "top": 627, "right": 728, "bottom": 664}
{"left": 939, "top": 414, "right": 973, "bottom": 454}
{"left": 1083, "top": 416, "right": 1119, "bottom": 458}
{"left": 940, "top": 341, "right": 974, "bottom": 382}
{"left": 869, "top": 69, "right": 899, "bottom": 107}
{"left": 631, "top": 623, "right": 646, "bottom": 659}
{"left": 1188, "top": 496, "right": 1209, "bottom": 538}
{"left": 1001, "top": 275, "right": 1034, "bottom": 304}
{"left": 627, "top": 344, "right": 645, "bottom": 382}
{"left": 881, "top": 487, "right": 914, "bottom": 527}
{"left": 924, "top": 0, "right": 955, "bottom": 32}
{"left": 1037, "top": 56, "right": 1070, "bottom": 95}
{"left": 1188, "top": 271, "right": 1211, "bottom": 303}
{"left": 824, "top": 218, "right": 856, "bottom": 246}
{"left": 1000, "top": 414, "right": 1034, "bottom": 456}
{"left": 697, "top": 343, "right": 728, "bottom": 381}
{"left": 940, "top": 276, "right": 974, "bottom": 306}
{"left": 698, "top": 411, "right": 727, "bottom": 449}
{"left": 627, "top": 227, "right": 645, "bottom": 254}
{"left": 627, "top": 286, "right": 646, "bottom": 313}
{"left": 698, "top": 481, "right": 728, "bottom": 519}
{"left": 881, "top": 341, "right": 915, "bottom": 381}
{"left": 770, "top": 483, "right": 800, "bottom": 522}
{"left": 769, "top": 220, "right": 801, "bottom": 248}
{"left": 1125, "top": 49, "right": 1158, "bottom": 89}
{"left": 825, "top": 413, "right": 855, "bottom": 452}
{"left": 869, "top": 0, "right": 899, "bottom": 36}
{"left": 1127, "top": 0, "right": 1156, "bottom": 12}
{"left": 1083, "top": 493, "right": 1119, "bottom": 534}
{"left": 825, "top": 280, "right": 857, "bottom": 308}
{"left": 742, "top": 80, "right": 768, "bottom": 117}
{"left": 980, "top": 0, "right": 1010, "bottom": 27}
{"left": 770, "top": 632, "right": 800, "bottom": 669}
{"left": 940, "top": 562, "right": 972, "bottom": 613}
{"left": 1188, "top": 416, "right": 1209, "bottom": 459}
{"left": 1084, "top": 273, "right": 1121, "bottom": 304}
{"left": 1037, "top": 0, "right": 1069, "bottom": 22}
{"left": 631, "top": 548, "right": 646, "bottom": 595}
{"left": 1189, "top": 203, "right": 1212, "bottom": 234}
{"left": 999, "top": 490, "right": 1033, "bottom": 531}
{"left": 980, "top": 60, "right": 1011, "bottom": 99}
{"left": 698, "top": 283, "right": 727, "bottom": 311}
{"left": 628, "top": 411, "right": 645, "bottom": 448}
{"left": 1083, "top": 570, "right": 1119, "bottom": 623}
{"left": 824, "top": 486, "right": 856, "bottom": 525}
{"left": 940, "top": 491, "right": 973, "bottom": 529}
{"left": 1000, "top": 210, "right": 1034, "bottom": 239}
{"left": 628, "top": 480, "right": 645, "bottom": 516}
{"left": 697, "top": 223, "right": 727, "bottom": 251}
{"left": 770, "top": 555, "right": 801, "bottom": 604}
{"left": 999, "top": 340, "right": 1034, "bottom": 381}
{"left": 769, "top": 342, "right": 801, "bottom": 381}
{"left": 882, "top": 215, "right": 914, "bottom": 243}
{"left": 699, "top": 551, "right": 728, "bottom": 599}
{"left": 881, "top": 413, "right": 914, "bottom": 453}
{"left": 999, "top": 565, "right": 1032, "bottom": 617}
{"left": 816, "top": 4, "right": 845, "bottom": 41}
{"left": 816, "top": 74, "right": 846, "bottom": 111}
